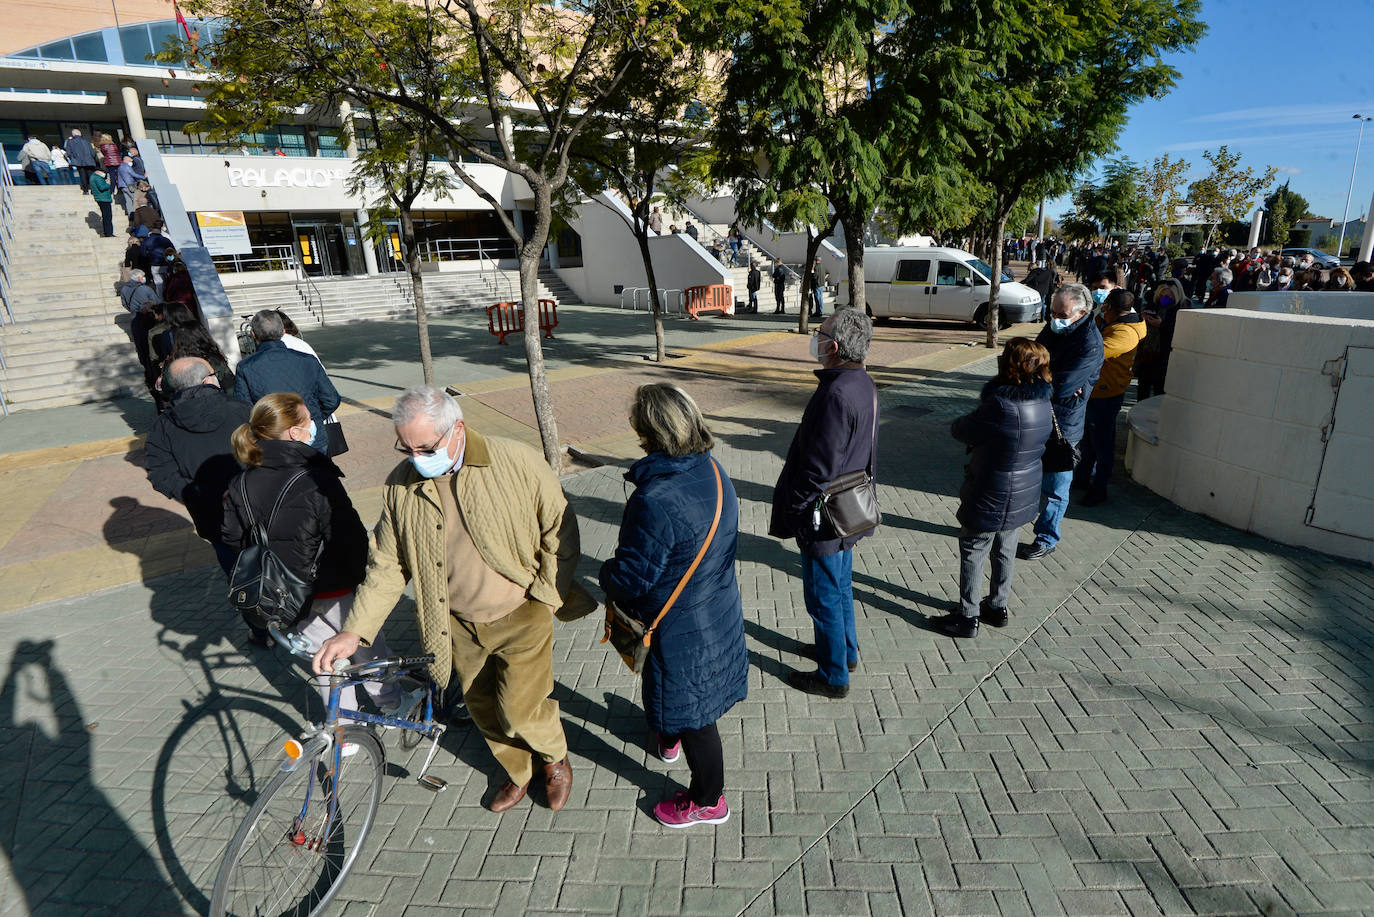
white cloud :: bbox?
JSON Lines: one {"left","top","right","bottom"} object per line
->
{"left": 1276, "top": 165, "right": 1303, "bottom": 175}
{"left": 1159, "top": 129, "right": 1352, "bottom": 153}
{"left": 1188, "top": 104, "right": 1374, "bottom": 128}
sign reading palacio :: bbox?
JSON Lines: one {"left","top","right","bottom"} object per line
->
{"left": 227, "top": 166, "right": 349, "bottom": 188}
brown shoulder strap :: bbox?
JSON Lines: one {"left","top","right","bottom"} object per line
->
{"left": 642, "top": 459, "right": 724, "bottom": 646}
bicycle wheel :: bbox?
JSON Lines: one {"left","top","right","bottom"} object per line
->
{"left": 209, "top": 727, "right": 384, "bottom": 917}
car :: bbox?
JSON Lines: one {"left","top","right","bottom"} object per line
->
{"left": 836, "top": 246, "right": 1044, "bottom": 327}
{"left": 1280, "top": 248, "right": 1341, "bottom": 269}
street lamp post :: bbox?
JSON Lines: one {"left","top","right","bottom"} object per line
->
{"left": 1336, "top": 114, "right": 1373, "bottom": 260}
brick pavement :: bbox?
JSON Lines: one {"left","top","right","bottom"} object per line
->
{"left": 2, "top": 348, "right": 1372, "bottom": 915}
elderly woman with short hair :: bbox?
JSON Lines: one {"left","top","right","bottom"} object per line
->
{"left": 599, "top": 383, "right": 747, "bottom": 829}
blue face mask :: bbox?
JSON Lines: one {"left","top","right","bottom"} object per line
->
{"left": 1091, "top": 288, "right": 1110, "bottom": 305}
{"left": 1048, "top": 316, "right": 1076, "bottom": 334}
{"left": 306, "top": 420, "right": 317, "bottom": 443}
{"left": 410, "top": 427, "right": 457, "bottom": 478}
{"left": 1157, "top": 295, "right": 1174, "bottom": 308}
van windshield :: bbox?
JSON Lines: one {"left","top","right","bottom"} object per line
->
{"left": 969, "top": 258, "right": 1013, "bottom": 284}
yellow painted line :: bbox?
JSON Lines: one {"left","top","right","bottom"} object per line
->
{"left": 0, "top": 435, "right": 145, "bottom": 473}
{"left": 0, "top": 463, "right": 81, "bottom": 554}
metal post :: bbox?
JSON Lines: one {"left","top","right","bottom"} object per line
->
{"left": 1337, "top": 115, "right": 1371, "bottom": 260}
{"left": 1360, "top": 186, "right": 1374, "bottom": 263}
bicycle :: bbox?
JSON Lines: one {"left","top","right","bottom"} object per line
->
{"left": 209, "top": 625, "right": 449, "bottom": 917}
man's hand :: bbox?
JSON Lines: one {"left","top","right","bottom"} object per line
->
{"left": 313, "top": 631, "right": 362, "bottom": 675}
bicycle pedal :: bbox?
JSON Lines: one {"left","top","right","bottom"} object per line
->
{"left": 417, "top": 775, "right": 448, "bottom": 792}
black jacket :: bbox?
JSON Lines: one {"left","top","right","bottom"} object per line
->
{"left": 769, "top": 366, "right": 879, "bottom": 557}
{"left": 144, "top": 384, "right": 252, "bottom": 540}
{"left": 747, "top": 266, "right": 761, "bottom": 292}
{"left": 63, "top": 136, "right": 97, "bottom": 168}
{"left": 1034, "top": 313, "right": 1102, "bottom": 443}
{"left": 231, "top": 340, "right": 341, "bottom": 454}
{"left": 952, "top": 379, "right": 1053, "bottom": 533}
{"left": 221, "top": 440, "right": 367, "bottom": 595}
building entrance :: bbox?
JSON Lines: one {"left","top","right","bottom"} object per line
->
{"left": 292, "top": 219, "right": 350, "bottom": 277}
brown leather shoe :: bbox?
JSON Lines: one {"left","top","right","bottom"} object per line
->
{"left": 487, "top": 779, "right": 529, "bottom": 813}
{"left": 543, "top": 757, "right": 573, "bottom": 811}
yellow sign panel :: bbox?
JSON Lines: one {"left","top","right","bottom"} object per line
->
{"left": 196, "top": 210, "right": 248, "bottom": 229}
{"left": 195, "top": 210, "right": 253, "bottom": 255}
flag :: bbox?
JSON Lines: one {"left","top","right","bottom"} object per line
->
{"left": 172, "top": 0, "right": 193, "bottom": 41}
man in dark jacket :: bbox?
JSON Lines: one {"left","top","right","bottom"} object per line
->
{"left": 770, "top": 307, "right": 878, "bottom": 698}
{"left": 1019, "top": 283, "right": 1103, "bottom": 560}
{"left": 63, "top": 129, "right": 98, "bottom": 194}
{"left": 745, "top": 261, "right": 761, "bottom": 313}
{"left": 771, "top": 259, "right": 789, "bottom": 313}
{"left": 144, "top": 357, "right": 263, "bottom": 642}
{"left": 233, "top": 310, "right": 341, "bottom": 455}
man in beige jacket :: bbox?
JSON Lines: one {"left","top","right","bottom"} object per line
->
{"left": 315, "top": 385, "right": 594, "bottom": 812}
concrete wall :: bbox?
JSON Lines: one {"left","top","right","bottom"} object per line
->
{"left": 683, "top": 193, "right": 847, "bottom": 282}
{"left": 1, "top": 1, "right": 171, "bottom": 55}
{"left": 557, "top": 192, "right": 731, "bottom": 307}
{"left": 1229, "top": 290, "right": 1374, "bottom": 321}
{"left": 1128, "top": 308, "right": 1374, "bottom": 564}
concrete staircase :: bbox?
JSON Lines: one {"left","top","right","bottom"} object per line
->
{"left": 539, "top": 266, "right": 582, "bottom": 305}
{"left": 660, "top": 205, "right": 808, "bottom": 312}
{"left": 0, "top": 186, "right": 143, "bottom": 412}
{"left": 223, "top": 268, "right": 565, "bottom": 329}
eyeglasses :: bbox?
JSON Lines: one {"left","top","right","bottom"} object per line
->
{"left": 394, "top": 425, "right": 454, "bottom": 457}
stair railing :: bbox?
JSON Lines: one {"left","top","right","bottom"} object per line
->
{"left": 0, "top": 142, "right": 16, "bottom": 326}
{"left": 292, "top": 258, "right": 326, "bottom": 326}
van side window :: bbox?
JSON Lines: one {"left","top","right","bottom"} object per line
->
{"left": 895, "top": 260, "right": 929, "bottom": 282}
{"left": 937, "top": 261, "right": 970, "bottom": 286}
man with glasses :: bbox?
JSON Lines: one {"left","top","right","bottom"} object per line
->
{"left": 144, "top": 357, "right": 263, "bottom": 641}
{"left": 315, "top": 385, "right": 595, "bottom": 813}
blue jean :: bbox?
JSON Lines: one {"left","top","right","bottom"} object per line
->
{"left": 1031, "top": 441, "right": 1079, "bottom": 548}
{"left": 801, "top": 549, "right": 856, "bottom": 686}
{"left": 1077, "top": 395, "right": 1123, "bottom": 491}
{"left": 31, "top": 162, "right": 53, "bottom": 185}
{"left": 811, "top": 286, "right": 824, "bottom": 316}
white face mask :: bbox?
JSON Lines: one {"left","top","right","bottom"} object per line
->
{"left": 809, "top": 332, "right": 833, "bottom": 363}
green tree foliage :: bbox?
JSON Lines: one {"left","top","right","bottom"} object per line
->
{"left": 1137, "top": 153, "right": 1191, "bottom": 244}
{"left": 1079, "top": 158, "right": 1147, "bottom": 240}
{"left": 170, "top": 0, "right": 677, "bottom": 470}
{"left": 1262, "top": 182, "right": 1308, "bottom": 247}
{"left": 1187, "top": 145, "right": 1278, "bottom": 249}
{"left": 1058, "top": 209, "right": 1100, "bottom": 243}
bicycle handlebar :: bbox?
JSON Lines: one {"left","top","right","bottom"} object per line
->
{"left": 266, "top": 624, "right": 435, "bottom": 677}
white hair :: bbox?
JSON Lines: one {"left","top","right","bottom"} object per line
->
{"left": 1054, "top": 282, "right": 1092, "bottom": 316}
{"left": 393, "top": 385, "right": 462, "bottom": 432}
{"left": 128, "top": 268, "right": 146, "bottom": 282}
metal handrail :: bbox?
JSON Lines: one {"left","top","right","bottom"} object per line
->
{"left": 418, "top": 236, "right": 516, "bottom": 263}
{"left": 211, "top": 244, "right": 296, "bottom": 273}
{"left": 292, "top": 259, "right": 327, "bottom": 326}
{"left": 0, "top": 142, "right": 15, "bottom": 415}
{"left": 476, "top": 248, "right": 516, "bottom": 302}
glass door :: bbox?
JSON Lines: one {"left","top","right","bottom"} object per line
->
{"left": 292, "top": 220, "right": 351, "bottom": 277}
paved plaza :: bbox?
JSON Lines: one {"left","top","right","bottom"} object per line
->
{"left": 1, "top": 305, "right": 1372, "bottom": 916}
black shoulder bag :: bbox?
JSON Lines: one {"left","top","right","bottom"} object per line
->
{"left": 227, "top": 470, "right": 322, "bottom": 631}
{"left": 818, "top": 388, "right": 882, "bottom": 539}
{"left": 1041, "top": 407, "right": 1080, "bottom": 473}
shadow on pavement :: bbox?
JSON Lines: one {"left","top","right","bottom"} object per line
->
{"left": 0, "top": 639, "right": 184, "bottom": 915}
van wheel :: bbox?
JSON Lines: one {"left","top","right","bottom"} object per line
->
{"left": 972, "top": 305, "right": 1011, "bottom": 331}
{"left": 864, "top": 304, "right": 890, "bottom": 325}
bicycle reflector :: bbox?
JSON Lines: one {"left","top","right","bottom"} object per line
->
{"left": 283, "top": 739, "right": 303, "bottom": 760}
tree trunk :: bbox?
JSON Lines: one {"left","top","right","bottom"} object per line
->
{"left": 636, "top": 230, "right": 667, "bottom": 362}
{"left": 839, "top": 209, "right": 865, "bottom": 315}
{"left": 400, "top": 209, "right": 435, "bottom": 385}
{"left": 518, "top": 243, "right": 562, "bottom": 472}
{"left": 798, "top": 231, "right": 822, "bottom": 336}
{"left": 985, "top": 209, "right": 1009, "bottom": 349}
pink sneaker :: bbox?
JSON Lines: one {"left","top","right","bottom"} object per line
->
{"left": 653, "top": 791, "right": 730, "bottom": 828}
{"left": 654, "top": 733, "right": 681, "bottom": 764}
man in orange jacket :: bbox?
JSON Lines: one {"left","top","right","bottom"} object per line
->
{"left": 1074, "top": 288, "right": 1146, "bottom": 506}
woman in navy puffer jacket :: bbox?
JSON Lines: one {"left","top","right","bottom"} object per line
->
{"left": 932, "top": 338, "right": 1054, "bottom": 640}
{"left": 600, "top": 383, "right": 747, "bottom": 829}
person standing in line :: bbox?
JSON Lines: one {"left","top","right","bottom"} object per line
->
{"left": 18, "top": 136, "right": 53, "bottom": 185}
{"left": 97, "top": 133, "right": 123, "bottom": 169}
{"left": 224, "top": 391, "right": 402, "bottom": 710}
{"left": 1074, "top": 289, "right": 1145, "bottom": 507}
{"left": 770, "top": 308, "right": 878, "bottom": 698}
{"left": 809, "top": 256, "right": 828, "bottom": 318}
{"left": 314, "top": 386, "right": 594, "bottom": 812}
{"left": 647, "top": 206, "right": 663, "bottom": 235}
{"left": 232, "top": 310, "right": 341, "bottom": 456}
{"left": 49, "top": 146, "right": 72, "bottom": 185}
{"left": 684, "top": 221, "right": 700, "bottom": 241}
{"left": 114, "top": 155, "right": 141, "bottom": 216}
{"left": 1203, "top": 267, "right": 1232, "bottom": 308}
{"left": 935, "top": 339, "right": 1054, "bottom": 639}
{"left": 599, "top": 384, "right": 747, "bottom": 828}
{"left": 746, "top": 260, "right": 761, "bottom": 313}
{"left": 771, "top": 259, "right": 789, "bottom": 314}
{"left": 64, "top": 129, "right": 98, "bottom": 194}
{"left": 89, "top": 165, "right": 115, "bottom": 237}
{"left": 1134, "top": 279, "right": 1188, "bottom": 401}
{"left": 1018, "top": 284, "right": 1103, "bottom": 561}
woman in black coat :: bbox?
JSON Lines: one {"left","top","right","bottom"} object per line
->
{"left": 933, "top": 338, "right": 1054, "bottom": 639}
{"left": 222, "top": 392, "right": 399, "bottom": 714}
{"left": 600, "top": 383, "right": 747, "bottom": 829}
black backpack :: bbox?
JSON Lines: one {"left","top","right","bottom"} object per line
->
{"left": 227, "top": 470, "right": 322, "bottom": 631}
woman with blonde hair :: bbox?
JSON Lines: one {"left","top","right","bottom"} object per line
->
{"left": 222, "top": 392, "right": 398, "bottom": 713}
{"left": 599, "top": 383, "right": 747, "bottom": 828}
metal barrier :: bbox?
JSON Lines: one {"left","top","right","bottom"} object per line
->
{"left": 418, "top": 236, "right": 516, "bottom": 264}
{"left": 211, "top": 244, "right": 297, "bottom": 274}
{"left": 619, "top": 287, "right": 685, "bottom": 313}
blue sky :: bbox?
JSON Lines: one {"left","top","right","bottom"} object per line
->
{"left": 1047, "top": 0, "right": 1374, "bottom": 227}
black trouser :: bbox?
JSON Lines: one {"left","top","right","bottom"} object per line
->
{"left": 773, "top": 284, "right": 785, "bottom": 312}
{"left": 77, "top": 165, "right": 95, "bottom": 193}
{"left": 666, "top": 721, "right": 724, "bottom": 805}
{"left": 1136, "top": 378, "right": 1164, "bottom": 401}
{"left": 97, "top": 200, "right": 113, "bottom": 237}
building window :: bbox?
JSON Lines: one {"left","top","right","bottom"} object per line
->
{"left": 72, "top": 33, "right": 109, "bottom": 63}
{"left": 119, "top": 25, "right": 155, "bottom": 65}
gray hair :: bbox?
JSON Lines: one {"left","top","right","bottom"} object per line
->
{"left": 1053, "top": 282, "right": 1092, "bottom": 317}
{"left": 166, "top": 357, "right": 213, "bottom": 393}
{"left": 1213, "top": 267, "right": 1233, "bottom": 285}
{"left": 249, "top": 309, "right": 284, "bottom": 342}
{"left": 393, "top": 385, "right": 463, "bottom": 432}
{"left": 629, "top": 383, "right": 714, "bottom": 456}
{"left": 829, "top": 307, "right": 873, "bottom": 363}
{"left": 128, "top": 268, "right": 146, "bottom": 283}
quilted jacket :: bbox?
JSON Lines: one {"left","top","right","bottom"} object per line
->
{"left": 344, "top": 430, "right": 594, "bottom": 687}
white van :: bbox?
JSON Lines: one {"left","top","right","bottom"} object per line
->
{"left": 838, "top": 246, "right": 1044, "bottom": 326}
